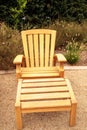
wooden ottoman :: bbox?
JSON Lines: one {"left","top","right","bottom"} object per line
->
{"left": 15, "top": 78, "right": 77, "bottom": 130}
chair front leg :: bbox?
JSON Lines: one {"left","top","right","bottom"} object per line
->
{"left": 16, "top": 64, "right": 21, "bottom": 79}
{"left": 59, "top": 62, "right": 64, "bottom": 77}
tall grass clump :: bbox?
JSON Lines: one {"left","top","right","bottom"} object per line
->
{"left": 49, "top": 20, "right": 87, "bottom": 49}
{"left": 0, "top": 22, "right": 23, "bottom": 70}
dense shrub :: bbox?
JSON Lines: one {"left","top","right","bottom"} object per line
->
{"left": 0, "top": 0, "right": 27, "bottom": 30}
{"left": 0, "top": 0, "right": 17, "bottom": 25}
{"left": 58, "top": 0, "right": 87, "bottom": 23}
{"left": 24, "top": 0, "right": 60, "bottom": 28}
{"left": 0, "top": 0, "right": 87, "bottom": 29}
{"left": 0, "top": 23, "right": 23, "bottom": 70}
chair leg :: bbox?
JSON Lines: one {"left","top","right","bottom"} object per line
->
{"left": 69, "top": 103, "right": 77, "bottom": 126}
{"left": 15, "top": 106, "right": 22, "bottom": 130}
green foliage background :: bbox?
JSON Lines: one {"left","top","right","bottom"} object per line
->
{"left": 0, "top": 0, "right": 87, "bottom": 29}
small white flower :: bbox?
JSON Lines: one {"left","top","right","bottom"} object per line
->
{"left": 2, "top": 42, "right": 5, "bottom": 45}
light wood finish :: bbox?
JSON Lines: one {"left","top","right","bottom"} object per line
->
{"left": 54, "top": 53, "right": 67, "bottom": 77}
{"left": 21, "top": 87, "right": 69, "bottom": 94}
{"left": 20, "top": 67, "right": 60, "bottom": 78}
{"left": 13, "top": 55, "right": 25, "bottom": 78}
{"left": 21, "top": 29, "right": 56, "bottom": 67}
{"left": 22, "top": 77, "right": 65, "bottom": 82}
{"left": 33, "top": 34, "right": 39, "bottom": 67}
{"left": 13, "top": 29, "right": 67, "bottom": 79}
{"left": 54, "top": 53, "right": 67, "bottom": 62}
{"left": 15, "top": 78, "right": 77, "bottom": 129}
{"left": 15, "top": 79, "right": 22, "bottom": 129}
{"left": 66, "top": 79, "right": 77, "bottom": 126}
{"left": 14, "top": 29, "right": 77, "bottom": 129}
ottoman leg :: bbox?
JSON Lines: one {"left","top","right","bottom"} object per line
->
{"left": 15, "top": 106, "right": 22, "bottom": 130}
{"left": 70, "top": 103, "right": 77, "bottom": 126}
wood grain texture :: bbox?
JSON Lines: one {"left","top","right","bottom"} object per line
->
{"left": 15, "top": 78, "right": 77, "bottom": 129}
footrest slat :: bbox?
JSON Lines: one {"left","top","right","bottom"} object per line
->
{"left": 21, "top": 99, "right": 71, "bottom": 109}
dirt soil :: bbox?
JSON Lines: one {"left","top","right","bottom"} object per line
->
{"left": 0, "top": 69, "right": 87, "bottom": 130}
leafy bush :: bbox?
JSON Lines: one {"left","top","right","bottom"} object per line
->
{"left": 0, "top": 23, "right": 23, "bottom": 70}
{"left": 0, "top": 0, "right": 17, "bottom": 25}
{"left": 0, "top": 0, "right": 27, "bottom": 30}
{"left": 1, "top": 0, "right": 87, "bottom": 30}
{"left": 65, "top": 40, "right": 81, "bottom": 64}
{"left": 10, "top": 0, "right": 27, "bottom": 30}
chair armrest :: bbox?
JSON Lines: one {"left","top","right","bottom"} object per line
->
{"left": 13, "top": 55, "right": 24, "bottom": 64}
{"left": 54, "top": 53, "right": 67, "bottom": 63}
{"left": 54, "top": 53, "right": 67, "bottom": 77}
{"left": 13, "top": 55, "right": 25, "bottom": 79}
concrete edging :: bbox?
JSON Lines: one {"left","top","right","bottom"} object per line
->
{"left": 64, "top": 66, "right": 87, "bottom": 70}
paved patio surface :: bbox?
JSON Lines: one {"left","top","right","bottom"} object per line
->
{"left": 0, "top": 68, "right": 87, "bottom": 130}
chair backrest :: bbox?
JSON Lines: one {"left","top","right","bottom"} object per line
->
{"left": 21, "top": 29, "right": 56, "bottom": 67}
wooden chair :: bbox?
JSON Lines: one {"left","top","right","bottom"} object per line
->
{"left": 14, "top": 29, "right": 77, "bottom": 129}
{"left": 13, "top": 29, "right": 67, "bottom": 79}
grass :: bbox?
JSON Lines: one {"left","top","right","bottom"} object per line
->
{"left": 49, "top": 20, "right": 87, "bottom": 49}
{"left": 0, "top": 21, "right": 87, "bottom": 70}
{"left": 0, "top": 22, "right": 23, "bottom": 70}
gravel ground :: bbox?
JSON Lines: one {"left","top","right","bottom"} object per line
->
{"left": 0, "top": 69, "right": 87, "bottom": 130}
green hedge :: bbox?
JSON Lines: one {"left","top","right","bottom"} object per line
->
{"left": 0, "top": 0, "right": 87, "bottom": 29}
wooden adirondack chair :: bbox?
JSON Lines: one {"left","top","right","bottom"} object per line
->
{"left": 14, "top": 29, "right": 77, "bottom": 129}
{"left": 13, "top": 29, "right": 67, "bottom": 79}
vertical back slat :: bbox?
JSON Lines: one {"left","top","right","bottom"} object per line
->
{"left": 21, "top": 29, "right": 56, "bottom": 68}
{"left": 33, "top": 34, "right": 39, "bottom": 67}
{"left": 45, "top": 34, "right": 50, "bottom": 67}
{"left": 21, "top": 33, "right": 30, "bottom": 67}
{"left": 39, "top": 34, "right": 44, "bottom": 67}
{"left": 50, "top": 32, "right": 56, "bottom": 66}
{"left": 28, "top": 35, "right": 34, "bottom": 67}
